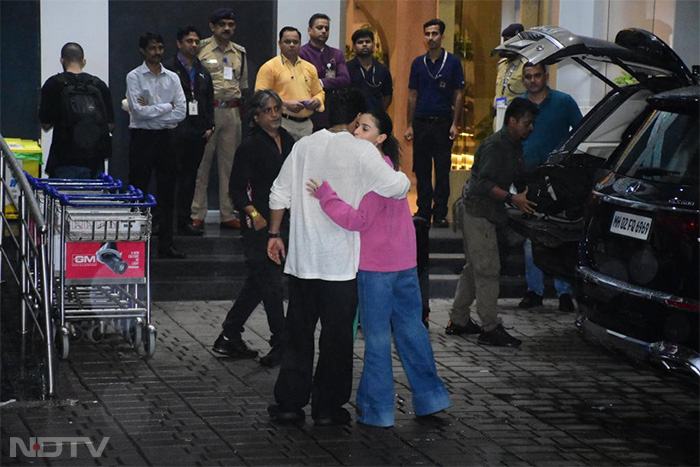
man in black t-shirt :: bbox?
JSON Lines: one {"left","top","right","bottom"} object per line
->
{"left": 39, "top": 42, "right": 114, "bottom": 178}
{"left": 346, "top": 29, "right": 392, "bottom": 111}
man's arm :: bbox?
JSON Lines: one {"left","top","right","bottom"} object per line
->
{"left": 39, "top": 79, "right": 56, "bottom": 131}
{"left": 450, "top": 88, "right": 464, "bottom": 140}
{"left": 266, "top": 208, "right": 286, "bottom": 265}
{"left": 361, "top": 147, "right": 410, "bottom": 199}
{"left": 166, "top": 81, "right": 187, "bottom": 124}
{"left": 305, "top": 67, "right": 325, "bottom": 112}
{"left": 404, "top": 89, "right": 417, "bottom": 141}
{"left": 254, "top": 61, "right": 272, "bottom": 92}
{"left": 489, "top": 185, "right": 535, "bottom": 214}
{"left": 126, "top": 72, "right": 173, "bottom": 120}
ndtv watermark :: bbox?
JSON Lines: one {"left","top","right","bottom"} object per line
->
{"left": 10, "top": 437, "right": 109, "bottom": 458}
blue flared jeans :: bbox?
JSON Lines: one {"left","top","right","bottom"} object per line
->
{"left": 356, "top": 268, "right": 450, "bottom": 427}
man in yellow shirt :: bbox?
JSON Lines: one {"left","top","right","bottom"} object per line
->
{"left": 192, "top": 8, "right": 249, "bottom": 230}
{"left": 255, "top": 27, "right": 324, "bottom": 140}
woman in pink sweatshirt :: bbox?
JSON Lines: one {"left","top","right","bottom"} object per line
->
{"left": 307, "top": 109, "right": 450, "bottom": 427}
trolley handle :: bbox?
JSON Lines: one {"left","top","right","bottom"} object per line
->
{"left": 48, "top": 187, "right": 144, "bottom": 200}
{"left": 57, "top": 194, "right": 157, "bottom": 208}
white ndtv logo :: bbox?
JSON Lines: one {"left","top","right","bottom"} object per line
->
{"left": 10, "top": 437, "right": 109, "bottom": 458}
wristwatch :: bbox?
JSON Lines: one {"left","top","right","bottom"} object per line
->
{"left": 505, "top": 193, "right": 513, "bottom": 205}
{"left": 268, "top": 232, "right": 281, "bottom": 238}
{"left": 249, "top": 209, "right": 259, "bottom": 219}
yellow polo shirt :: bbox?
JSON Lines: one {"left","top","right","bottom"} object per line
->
{"left": 255, "top": 55, "right": 325, "bottom": 118}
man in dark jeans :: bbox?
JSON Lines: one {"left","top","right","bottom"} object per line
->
{"left": 212, "top": 90, "right": 294, "bottom": 367}
{"left": 39, "top": 42, "right": 114, "bottom": 178}
{"left": 404, "top": 18, "right": 464, "bottom": 228}
{"left": 126, "top": 32, "right": 186, "bottom": 258}
{"left": 164, "top": 26, "right": 215, "bottom": 236}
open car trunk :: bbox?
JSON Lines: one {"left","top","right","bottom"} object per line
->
{"left": 494, "top": 27, "right": 697, "bottom": 279}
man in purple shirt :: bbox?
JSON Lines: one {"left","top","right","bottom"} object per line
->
{"left": 299, "top": 13, "right": 350, "bottom": 131}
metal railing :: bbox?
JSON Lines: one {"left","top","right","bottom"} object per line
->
{"left": 0, "top": 134, "right": 55, "bottom": 397}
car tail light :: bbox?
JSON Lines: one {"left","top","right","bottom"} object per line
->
{"left": 664, "top": 299, "right": 700, "bottom": 312}
{"left": 656, "top": 211, "right": 699, "bottom": 241}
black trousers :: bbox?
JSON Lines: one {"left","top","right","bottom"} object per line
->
{"left": 273, "top": 276, "right": 357, "bottom": 419}
{"left": 221, "top": 229, "right": 285, "bottom": 348}
{"left": 412, "top": 118, "right": 454, "bottom": 220}
{"left": 128, "top": 128, "right": 176, "bottom": 250}
{"left": 174, "top": 131, "right": 206, "bottom": 229}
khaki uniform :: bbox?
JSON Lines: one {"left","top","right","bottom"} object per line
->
{"left": 191, "top": 38, "right": 248, "bottom": 223}
{"left": 494, "top": 56, "right": 527, "bottom": 105}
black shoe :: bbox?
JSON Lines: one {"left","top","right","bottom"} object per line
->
{"left": 413, "top": 213, "right": 431, "bottom": 224}
{"left": 559, "top": 293, "right": 575, "bottom": 312}
{"left": 268, "top": 404, "right": 305, "bottom": 423}
{"left": 478, "top": 325, "right": 522, "bottom": 347}
{"left": 178, "top": 224, "right": 204, "bottom": 236}
{"left": 259, "top": 346, "right": 283, "bottom": 367}
{"left": 433, "top": 218, "right": 449, "bottom": 228}
{"left": 158, "top": 246, "right": 186, "bottom": 259}
{"left": 314, "top": 407, "right": 351, "bottom": 426}
{"left": 212, "top": 334, "right": 258, "bottom": 358}
{"left": 518, "top": 291, "right": 543, "bottom": 308}
{"left": 445, "top": 319, "right": 481, "bottom": 335}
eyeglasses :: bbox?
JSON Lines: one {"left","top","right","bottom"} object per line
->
{"left": 282, "top": 39, "right": 300, "bottom": 45}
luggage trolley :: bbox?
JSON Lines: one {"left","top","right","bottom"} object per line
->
{"left": 39, "top": 179, "right": 157, "bottom": 359}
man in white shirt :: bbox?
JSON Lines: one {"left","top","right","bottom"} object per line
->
{"left": 126, "top": 32, "right": 186, "bottom": 258}
{"left": 266, "top": 88, "right": 410, "bottom": 426}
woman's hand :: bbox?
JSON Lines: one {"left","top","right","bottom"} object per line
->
{"left": 306, "top": 178, "right": 322, "bottom": 196}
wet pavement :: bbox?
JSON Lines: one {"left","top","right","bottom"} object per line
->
{"left": 1, "top": 298, "right": 698, "bottom": 466}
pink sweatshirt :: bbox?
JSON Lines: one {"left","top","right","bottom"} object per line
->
{"left": 314, "top": 156, "right": 417, "bottom": 272}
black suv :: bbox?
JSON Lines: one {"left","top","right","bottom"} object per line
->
{"left": 494, "top": 27, "right": 699, "bottom": 379}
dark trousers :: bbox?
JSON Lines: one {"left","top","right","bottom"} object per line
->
{"left": 174, "top": 131, "right": 206, "bottom": 229}
{"left": 128, "top": 128, "right": 176, "bottom": 250}
{"left": 413, "top": 118, "right": 454, "bottom": 220}
{"left": 221, "top": 230, "right": 285, "bottom": 348}
{"left": 274, "top": 276, "right": 357, "bottom": 419}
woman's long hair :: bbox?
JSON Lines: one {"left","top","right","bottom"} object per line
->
{"left": 365, "top": 108, "right": 401, "bottom": 170}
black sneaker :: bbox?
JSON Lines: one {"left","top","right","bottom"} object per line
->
{"left": 477, "top": 325, "right": 522, "bottom": 347}
{"left": 268, "top": 404, "right": 305, "bottom": 423}
{"left": 212, "top": 334, "right": 258, "bottom": 358}
{"left": 314, "top": 407, "right": 351, "bottom": 426}
{"left": 518, "top": 291, "right": 543, "bottom": 308}
{"left": 445, "top": 319, "right": 481, "bottom": 335}
{"left": 559, "top": 294, "right": 575, "bottom": 312}
{"left": 433, "top": 218, "right": 450, "bottom": 228}
{"left": 259, "top": 346, "right": 283, "bottom": 367}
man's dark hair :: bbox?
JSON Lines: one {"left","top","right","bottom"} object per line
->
{"left": 308, "top": 13, "right": 330, "bottom": 28}
{"left": 247, "top": 89, "right": 282, "bottom": 123}
{"left": 423, "top": 18, "right": 445, "bottom": 35}
{"left": 139, "top": 32, "right": 164, "bottom": 50}
{"left": 279, "top": 26, "right": 301, "bottom": 41}
{"left": 60, "top": 42, "right": 84, "bottom": 64}
{"left": 351, "top": 29, "right": 374, "bottom": 44}
{"left": 523, "top": 61, "right": 547, "bottom": 73}
{"left": 328, "top": 88, "right": 366, "bottom": 126}
{"left": 505, "top": 97, "right": 539, "bottom": 123}
{"left": 177, "top": 25, "right": 201, "bottom": 42}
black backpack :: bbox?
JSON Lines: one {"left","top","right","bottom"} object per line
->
{"left": 59, "top": 75, "right": 111, "bottom": 161}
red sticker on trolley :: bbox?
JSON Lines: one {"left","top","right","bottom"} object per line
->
{"left": 65, "top": 242, "right": 146, "bottom": 279}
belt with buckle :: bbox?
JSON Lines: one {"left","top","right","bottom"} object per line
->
{"left": 213, "top": 99, "right": 240, "bottom": 108}
{"left": 281, "top": 113, "right": 309, "bottom": 123}
{"left": 416, "top": 115, "right": 451, "bottom": 123}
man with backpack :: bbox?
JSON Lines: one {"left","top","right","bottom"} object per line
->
{"left": 40, "top": 42, "right": 114, "bottom": 178}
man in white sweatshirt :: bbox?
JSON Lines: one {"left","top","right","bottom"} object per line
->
{"left": 266, "top": 88, "right": 410, "bottom": 426}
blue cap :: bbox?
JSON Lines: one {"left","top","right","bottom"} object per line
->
{"left": 210, "top": 8, "right": 235, "bottom": 24}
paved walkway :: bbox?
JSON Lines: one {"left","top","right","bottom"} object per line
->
{"left": 2, "top": 299, "right": 698, "bottom": 466}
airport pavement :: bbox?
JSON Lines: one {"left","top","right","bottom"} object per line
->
{"left": 1, "top": 298, "right": 698, "bottom": 466}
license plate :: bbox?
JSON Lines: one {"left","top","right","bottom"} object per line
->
{"left": 610, "top": 211, "right": 652, "bottom": 240}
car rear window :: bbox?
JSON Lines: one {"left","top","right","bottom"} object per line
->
{"left": 613, "top": 110, "right": 698, "bottom": 185}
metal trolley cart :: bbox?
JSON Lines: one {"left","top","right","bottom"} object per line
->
{"left": 29, "top": 176, "right": 157, "bottom": 359}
